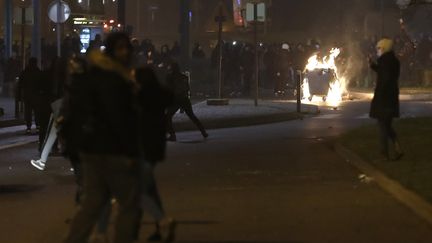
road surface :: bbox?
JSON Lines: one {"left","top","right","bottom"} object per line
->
{"left": 0, "top": 100, "right": 432, "bottom": 243}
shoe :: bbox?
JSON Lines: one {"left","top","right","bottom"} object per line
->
{"left": 30, "top": 159, "right": 46, "bottom": 171}
{"left": 147, "top": 230, "right": 162, "bottom": 242}
{"left": 202, "top": 131, "right": 209, "bottom": 139}
{"left": 158, "top": 218, "right": 177, "bottom": 243}
{"left": 167, "top": 135, "right": 177, "bottom": 142}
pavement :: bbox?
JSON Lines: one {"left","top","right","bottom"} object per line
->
{"left": 0, "top": 99, "right": 314, "bottom": 150}
{"left": 1, "top": 99, "right": 432, "bottom": 242}
{"left": 350, "top": 89, "right": 432, "bottom": 101}
{"left": 173, "top": 99, "right": 318, "bottom": 131}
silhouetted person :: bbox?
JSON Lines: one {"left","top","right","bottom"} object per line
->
{"left": 166, "top": 62, "right": 208, "bottom": 141}
{"left": 192, "top": 43, "right": 206, "bottom": 59}
{"left": 18, "top": 58, "right": 42, "bottom": 134}
{"left": 136, "top": 67, "right": 176, "bottom": 241}
{"left": 369, "top": 38, "right": 404, "bottom": 161}
{"left": 63, "top": 32, "right": 141, "bottom": 243}
{"left": 87, "top": 34, "right": 103, "bottom": 52}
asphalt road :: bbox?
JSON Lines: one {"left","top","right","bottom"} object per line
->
{"left": 0, "top": 100, "right": 432, "bottom": 243}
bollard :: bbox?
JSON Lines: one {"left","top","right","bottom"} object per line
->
{"left": 296, "top": 70, "right": 302, "bottom": 113}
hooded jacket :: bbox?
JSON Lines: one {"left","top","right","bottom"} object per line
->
{"left": 60, "top": 51, "right": 140, "bottom": 158}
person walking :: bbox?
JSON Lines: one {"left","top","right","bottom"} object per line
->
{"left": 136, "top": 66, "right": 176, "bottom": 241}
{"left": 369, "top": 38, "right": 404, "bottom": 161}
{"left": 62, "top": 32, "right": 142, "bottom": 243}
{"left": 165, "top": 62, "right": 208, "bottom": 142}
{"left": 31, "top": 58, "right": 68, "bottom": 170}
{"left": 18, "top": 58, "right": 42, "bottom": 134}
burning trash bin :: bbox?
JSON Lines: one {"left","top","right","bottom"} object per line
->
{"left": 302, "top": 48, "right": 345, "bottom": 107}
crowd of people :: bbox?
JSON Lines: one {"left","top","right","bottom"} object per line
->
{"left": 2, "top": 32, "right": 432, "bottom": 104}
{"left": 18, "top": 32, "right": 213, "bottom": 243}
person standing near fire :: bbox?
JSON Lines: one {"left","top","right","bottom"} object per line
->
{"left": 369, "top": 38, "right": 404, "bottom": 161}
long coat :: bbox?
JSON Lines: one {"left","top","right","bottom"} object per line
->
{"left": 370, "top": 51, "right": 400, "bottom": 119}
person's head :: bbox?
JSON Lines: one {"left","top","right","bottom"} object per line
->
{"left": 376, "top": 38, "right": 394, "bottom": 57}
{"left": 104, "top": 32, "right": 133, "bottom": 66}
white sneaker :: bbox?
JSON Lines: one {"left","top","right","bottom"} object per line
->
{"left": 30, "top": 159, "right": 46, "bottom": 171}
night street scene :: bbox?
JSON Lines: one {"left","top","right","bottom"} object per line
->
{"left": 1, "top": 0, "right": 432, "bottom": 242}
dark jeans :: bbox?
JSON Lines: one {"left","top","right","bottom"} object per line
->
{"left": 377, "top": 117, "right": 397, "bottom": 155}
{"left": 65, "top": 154, "right": 141, "bottom": 243}
{"left": 140, "top": 161, "right": 165, "bottom": 221}
{"left": 167, "top": 98, "right": 206, "bottom": 136}
{"left": 24, "top": 99, "right": 38, "bottom": 129}
{"left": 96, "top": 160, "right": 166, "bottom": 237}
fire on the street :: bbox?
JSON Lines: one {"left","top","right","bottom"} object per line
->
{"left": 302, "top": 48, "right": 346, "bottom": 107}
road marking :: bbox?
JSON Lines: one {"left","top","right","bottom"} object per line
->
{"left": 335, "top": 144, "right": 432, "bottom": 226}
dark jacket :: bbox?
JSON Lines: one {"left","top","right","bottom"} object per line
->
{"left": 136, "top": 67, "right": 173, "bottom": 163}
{"left": 166, "top": 72, "right": 190, "bottom": 100}
{"left": 60, "top": 52, "right": 140, "bottom": 158}
{"left": 370, "top": 51, "right": 400, "bottom": 119}
{"left": 18, "top": 66, "right": 43, "bottom": 101}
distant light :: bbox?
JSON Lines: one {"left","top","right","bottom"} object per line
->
{"left": 109, "top": 19, "right": 115, "bottom": 23}
{"left": 233, "top": 41, "right": 237, "bottom": 45}
{"left": 104, "top": 24, "right": 108, "bottom": 28}
{"left": 117, "top": 24, "right": 121, "bottom": 27}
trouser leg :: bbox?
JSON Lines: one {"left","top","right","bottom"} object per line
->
{"left": 378, "top": 117, "right": 397, "bottom": 156}
{"left": 140, "top": 162, "right": 165, "bottom": 221}
{"left": 40, "top": 119, "right": 57, "bottom": 162}
{"left": 36, "top": 110, "right": 51, "bottom": 151}
{"left": 64, "top": 156, "right": 110, "bottom": 243}
{"left": 182, "top": 99, "right": 206, "bottom": 135}
{"left": 24, "top": 100, "right": 33, "bottom": 129}
{"left": 105, "top": 156, "right": 141, "bottom": 243}
{"left": 166, "top": 105, "right": 180, "bottom": 136}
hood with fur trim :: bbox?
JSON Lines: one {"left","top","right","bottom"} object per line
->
{"left": 87, "top": 50, "right": 135, "bottom": 82}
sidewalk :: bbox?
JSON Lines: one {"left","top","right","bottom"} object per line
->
{"left": 0, "top": 99, "right": 317, "bottom": 150}
{"left": 172, "top": 99, "right": 318, "bottom": 131}
{"left": 350, "top": 88, "right": 432, "bottom": 101}
{"left": 0, "top": 97, "right": 23, "bottom": 128}
{"left": 0, "top": 125, "right": 38, "bottom": 150}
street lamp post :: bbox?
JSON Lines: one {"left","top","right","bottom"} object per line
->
{"left": 4, "top": 0, "right": 13, "bottom": 60}
{"left": 180, "top": 0, "right": 191, "bottom": 71}
{"left": 31, "top": 0, "right": 41, "bottom": 67}
{"left": 56, "top": 0, "right": 62, "bottom": 57}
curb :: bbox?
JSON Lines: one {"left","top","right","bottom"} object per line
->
{"left": 335, "top": 143, "right": 432, "bottom": 226}
{"left": 0, "top": 139, "right": 37, "bottom": 151}
{"left": 350, "top": 91, "right": 432, "bottom": 101}
{"left": 0, "top": 119, "right": 25, "bottom": 128}
{"left": 174, "top": 112, "right": 304, "bottom": 132}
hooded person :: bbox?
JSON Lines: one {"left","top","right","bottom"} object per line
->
{"left": 369, "top": 38, "right": 404, "bottom": 160}
{"left": 63, "top": 32, "right": 142, "bottom": 243}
